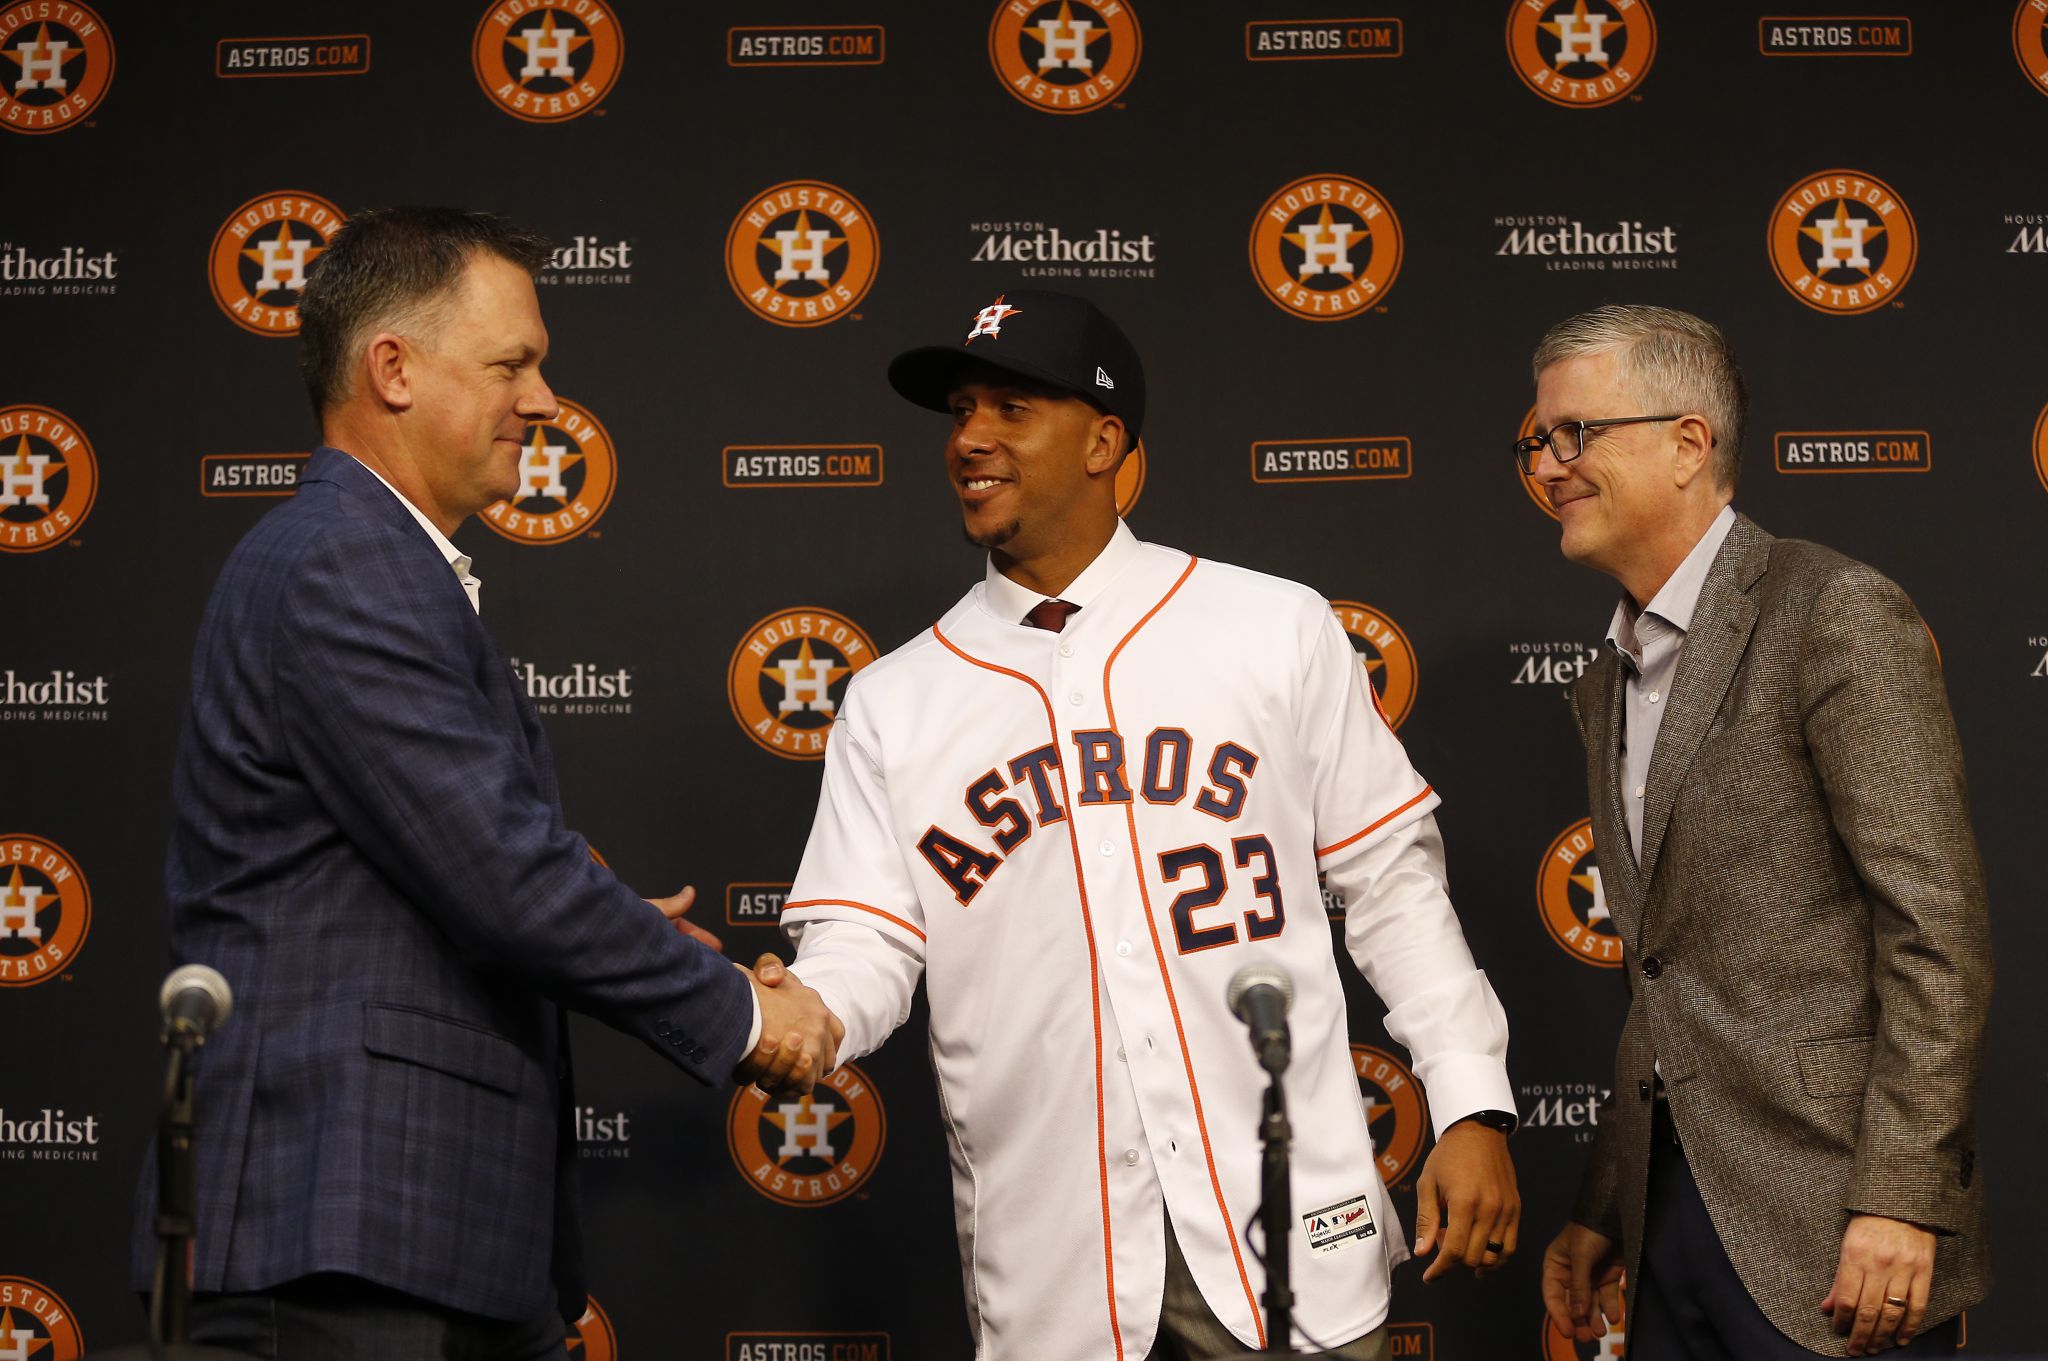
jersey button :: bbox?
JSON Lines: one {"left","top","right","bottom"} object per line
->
{"left": 1123, "top": 1148, "right": 1140, "bottom": 1166}
{"left": 1115, "top": 940, "right": 1133, "bottom": 958}
{"left": 1059, "top": 641, "right": 1074, "bottom": 657}
{"left": 1099, "top": 840, "right": 1115, "bottom": 856}
{"left": 1117, "top": 1045, "right": 1127, "bottom": 1062}
{"left": 1069, "top": 691, "right": 1085, "bottom": 706}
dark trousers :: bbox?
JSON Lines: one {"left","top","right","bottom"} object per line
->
{"left": 1631, "top": 1103, "right": 1958, "bottom": 1360}
{"left": 186, "top": 1273, "right": 570, "bottom": 1361}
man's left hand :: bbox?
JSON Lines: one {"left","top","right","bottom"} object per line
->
{"left": 1414, "top": 1119, "right": 1521, "bottom": 1281}
{"left": 647, "top": 886, "right": 722, "bottom": 952}
{"left": 1821, "top": 1213, "right": 1936, "bottom": 1355}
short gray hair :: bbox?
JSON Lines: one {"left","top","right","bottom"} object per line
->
{"left": 1531, "top": 304, "right": 1747, "bottom": 491}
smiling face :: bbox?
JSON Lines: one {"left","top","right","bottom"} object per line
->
{"left": 1530, "top": 351, "right": 1688, "bottom": 584}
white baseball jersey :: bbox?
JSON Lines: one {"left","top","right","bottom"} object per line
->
{"left": 785, "top": 523, "right": 1511, "bottom": 1360}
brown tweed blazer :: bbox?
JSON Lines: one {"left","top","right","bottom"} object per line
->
{"left": 1565, "top": 513, "right": 1991, "bottom": 1353}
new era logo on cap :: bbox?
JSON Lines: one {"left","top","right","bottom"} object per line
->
{"left": 1095, "top": 366, "right": 1114, "bottom": 390}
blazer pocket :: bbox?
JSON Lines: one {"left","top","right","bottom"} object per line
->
{"left": 1796, "top": 1034, "right": 1874, "bottom": 1098}
{"left": 362, "top": 1002, "right": 524, "bottom": 1095}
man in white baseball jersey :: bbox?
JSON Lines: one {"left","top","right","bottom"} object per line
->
{"left": 771, "top": 290, "right": 1519, "bottom": 1360}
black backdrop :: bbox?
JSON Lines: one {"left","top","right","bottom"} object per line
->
{"left": 6, "top": 2, "right": 2045, "bottom": 1357}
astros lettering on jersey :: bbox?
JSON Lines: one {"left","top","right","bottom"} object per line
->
{"left": 784, "top": 522, "right": 1512, "bottom": 1359}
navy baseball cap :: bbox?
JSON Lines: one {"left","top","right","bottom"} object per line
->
{"left": 888, "top": 289, "right": 1147, "bottom": 439}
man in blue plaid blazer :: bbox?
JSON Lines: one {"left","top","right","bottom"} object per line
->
{"left": 132, "top": 207, "right": 840, "bottom": 1359}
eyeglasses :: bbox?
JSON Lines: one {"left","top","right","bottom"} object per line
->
{"left": 1513, "top": 415, "right": 1685, "bottom": 476}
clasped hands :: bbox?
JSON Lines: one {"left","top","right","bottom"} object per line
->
{"left": 646, "top": 888, "right": 845, "bottom": 1100}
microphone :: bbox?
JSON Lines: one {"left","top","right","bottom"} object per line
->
{"left": 159, "top": 964, "right": 233, "bottom": 1045}
{"left": 1227, "top": 962, "right": 1294, "bottom": 1075}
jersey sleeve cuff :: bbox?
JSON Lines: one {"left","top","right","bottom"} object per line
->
{"left": 1415, "top": 1052, "right": 1517, "bottom": 1141}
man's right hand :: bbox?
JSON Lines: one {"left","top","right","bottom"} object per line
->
{"left": 1541, "top": 1221, "right": 1625, "bottom": 1343}
{"left": 733, "top": 953, "right": 844, "bottom": 1099}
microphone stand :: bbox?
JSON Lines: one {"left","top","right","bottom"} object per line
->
{"left": 150, "top": 1033, "right": 200, "bottom": 1346}
{"left": 1258, "top": 1064, "right": 1294, "bottom": 1355}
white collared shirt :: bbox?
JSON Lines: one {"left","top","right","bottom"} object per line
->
{"left": 348, "top": 457, "right": 484, "bottom": 615}
{"left": 980, "top": 519, "right": 1144, "bottom": 625}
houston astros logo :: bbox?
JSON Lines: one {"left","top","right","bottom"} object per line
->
{"left": 566, "top": 1296, "right": 616, "bottom": 1360}
{"left": 0, "top": 1277, "right": 84, "bottom": 1358}
{"left": 1330, "top": 601, "right": 1417, "bottom": 730}
{"left": 1517, "top": 406, "right": 1560, "bottom": 521}
{"left": 0, "top": 2, "right": 113, "bottom": 134}
{"left": 1541, "top": 1301, "right": 1625, "bottom": 1359}
{"left": 1, "top": 835, "right": 91, "bottom": 985}
{"left": 1538, "top": 818, "right": 1621, "bottom": 967}
{"left": 1117, "top": 439, "right": 1146, "bottom": 516}
{"left": 471, "top": 1, "right": 623, "bottom": 123}
{"left": 209, "top": 191, "right": 346, "bottom": 336}
{"left": 729, "top": 1061, "right": 887, "bottom": 1205}
{"left": 988, "top": 0, "right": 1142, "bottom": 114}
{"left": 726, "top": 180, "right": 879, "bottom": 328}
{"left": 966, "top": 294, "right": 1022, "bottom": 341}
{"left": 1353, "top": 1043, "right": 1428, "bottom": 1186}
{"left": 2016, "top": 1, "right": 2048, "bottom": 95}
{"left": 1767, "top": 169, "right": 1917, "bottom": 315}
{"left": 2034, "top": 401, "right": 2048, "bottom": 494}
{"left": 1250, "top": 175, "right": 1403, "bottom": 321}
{"left": 480, "top": 397, "right": 617, "bottom": 544}
{"left": 728, "top": 608, "right": 877, "bottom": 759}
{"left": 1507, "top": 0, "right": 1657, "bottom": 108}
{"left": 0, "top": 405, "right": 98, "bottom": 553}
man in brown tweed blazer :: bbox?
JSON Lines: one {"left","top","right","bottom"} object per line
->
{"left": 1524, "top": 306, "right": 1991, "bottom": 1358}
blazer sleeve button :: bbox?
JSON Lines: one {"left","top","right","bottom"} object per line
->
{"left": 1637, "top": 1080, "right": 1651, "bottom": 1100}
{"left": 1640, "top": 955, "right": 1663, "bottom": 979}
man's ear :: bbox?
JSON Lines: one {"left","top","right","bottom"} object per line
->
{"left": 1669, "top": 413, "right": 1714, "bottom": 490}
{"left": 1085, "top": 414, "right": 1127, "bottom": 476}
{"left": 363, "top": 332, "right": 413, "bottom": 412}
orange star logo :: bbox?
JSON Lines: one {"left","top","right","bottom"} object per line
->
{"left": 1539, "top": 0, "right": 1618, "bottom": 67}
{"left": 516, "top": 425, "right": 584, "bottom": 500}
{"left": 1283, "top": 204, "right": 1365, "bottom": 282}
{"left": 757, "top": 209, "right": 847, "bottom": 285}
{"left": 762, "top": 1094, "right": 852, "bottom": 1165}
{"left": 515, "top": 9, "right": 591, "bottom": 86}
{"left": 2, "top": 435, "right": 61, "bottom": 489}
{"left": 240, "top": 220, "right": 326, "bottom": 288}
{"left": 0, "top": 1306, "right": 54, "bottom": 1359}
{"left": 1029, "top": 1, "right": 1111, "bottom": 57}
{"left": 1799, "top": 197, "right": 1885, "bottom": 275}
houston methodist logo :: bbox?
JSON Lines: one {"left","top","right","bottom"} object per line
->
{"left": 472, "top": 1, "right": 623, "bottom": 123}
{"left": 728, "top": 1061, "right": 886, "bottom": 1206}
{"left": 0, "top": 405, "right": 97, "bottom": 553}
{"left": 0, "top": 2, "right": 113, "bottom": 135}
{"left": 726, "top": 181, "right": 879, "bottom": 327}
{"left": 2017, "top": 1, "right": 2048, "bottom": 95}
{"left": 0, "top": 835, "right": 91, "bottom": 986}
{"left": 565, "top": 1295, "right": 616, "bottom": 1360}
{"left": 1249, "top": 175, "right": 1404, "bottom": 320}
{"left": 0, "top": 1277, "right": 84, "bottom": 1358}
{"left": 208, "top": 191, "right": 346, "bottom": 336}
{"left": 1506, "top": 0, "right": 1657, "bottom": 108}
{"left": 988, "top": 0, "right": 1141, "bottom": 114}
{"left": 1768, "top": 169, "right": 1918, "bottom": 315}
{"left": 1538, "top": 818, "right": 1622, "bottom": 967}
{"left": 1352, "top": 1043, "right": 1428, "bottom": 1186}
{"left": 728, "top": 608, "right": 877, "bottom": 759}
{"left": 1330, "top": 601, "right": 1417, "bottom": 731}
{"left": 479, "top": 397, "right": 617, "bottom": 544}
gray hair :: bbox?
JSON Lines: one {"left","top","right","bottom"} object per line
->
{"left": 1531, "top": 305, "right": 1747, "bottom": 491}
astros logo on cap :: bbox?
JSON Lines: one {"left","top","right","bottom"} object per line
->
{"left": 480, "top": 397, "right": 617, "bottom": 544}
{"left": 1517, "top": 406, "right": 1560, "bottom": 521}
{"left": 0, "top": 2, "right": 113, "bottom": 135}
{"left": 1329, "top": 601, "right": 1417, "bottom": 730}
{"left": 209, "top": 191, "right": 347, "bottom": 337}
{"left": 1507, "top": 0, "right": 1657, "bottom": 109}
{"left": 471, "top": 1, "right": 623, "bottom": 123}
{"left": 1767, "top": 169, "right": 1917, "bottom": 315}
{"left": 728, "top": 1061, "right": 886, "bottom": 1206}
{"left": 1, "top": 836, "right": 91, "bottom": 986}
{"left": 0, "top": 406, "right": 98, "bottom": 553}
{"left": 966, "top": 294, "right": 1024, "bottom": 341}
{"left": 0, "top": 1277, "right": 85, "bottom": 1358}
{"left": 726, "top": 180, "right": 879, "bottom": 328}
{"left": 1353, "top": 1043, "right": 1428, "bottom": 1186}
{"left": 1541, "top": 1299, "right": 1626, "bottom": 1359}
{"left": 988, "top": 0, "right": 1142, "bottom": 115}
{"left": 1538, "top": 818, "right": 1621, "bottom": 967}
{"left": 1250, "top": 175, "right": 1403, "bottom": 321}
{"left": 566, "top": 1295, "right": 616, "bottom": 1360}
{"left": 728, "top": 608, "right": 877, "bottom": 760}
{"left": 2016, "top": 1, "right": 2048, "bottom": 95}
{"left": 2034, "top": 401, "right": 2048, "bottom": 495}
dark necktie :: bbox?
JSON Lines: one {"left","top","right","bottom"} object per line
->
{"left": 1024, "top": 599, "right": 1080, "bottom": 633}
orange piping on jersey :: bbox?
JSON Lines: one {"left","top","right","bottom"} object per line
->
{"left": 1099, "top": 558, "right": 1269, "bottom": 1352}
{"left": 1314, "top": 784, "right": 1435, "bottom": 859}
{"left": 931, "top": 623, "right": 1124, "bottom": 1361}
{"left": 783, "top": 898, "right": 928, "bottom": 943}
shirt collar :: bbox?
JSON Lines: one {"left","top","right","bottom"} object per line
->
{"left": 1605, "top": 504, "right": 1736, "bottom": 658}
{"left": 982, "top": 520, "right": 1141, "bottom": 625}
{"left": 346, "top": 455, "right": 483, "bottom": 613}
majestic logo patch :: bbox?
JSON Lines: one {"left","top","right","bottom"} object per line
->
{"left": 471, "top": 1, "right": 623, "bottom": 123}
{"left": 479, "top": 397, "right": 618, "bottom": 544}
{"left": 1329, "top": 601, "right": 1417, "bottom": 731}
{"left": 2016, "top": 0, "right": 2048, "bottom": 95}
{"left": 1537, "top": 818, "right": 1621, "bottom": 967}
{"left": 0, "top": 405, "right": 97, "bottom": 552}
{"left": 1774, "top": 430, "right": 1931, "bottom": 474}
{"left": 0, "top": 1, "right": 113, "bottom": 134}
{"left": 988, "top": 0, "right": 1142, "bottom": 115}
{"left": 0, "top": 835, "right": 91, "bottom": 986}
{"left": 728, "top": 1061, "right": 886, "bottom": 1205}
{"left": 208, "top": 191, "right": 346, "bottom": 336}
{"left": 1353, "top": 1043, "right": 1428, "bottom": 1186}
{"left": 1767, "top": 169, "right": 1918, "bottom": 314}
{"left": 1249, "top": 174, "right": 1403, "bottom": 321}
{"left": 1245, "top": 18, "right": 1402, "bottom": 61}
{"left": 1302, "top": 1191, "right": 1377, "bottom": 1254}
{"left": 726, "top": 180, "right": 879, "bottom": 328}
{"left": 727, "top": 608, "right": 877, "bottom": 760}
{"left": 566, "top": 1295, "right": 616, "bottom": 1359}
{"left": 0, "top": 1277, "right": 84, "bottom": 1357}
{"left": 1250, "top": 436, "right": 1411, "bottom": 484}
{"left": 1506, "top": 0, "right": 1658, "bottom": 108}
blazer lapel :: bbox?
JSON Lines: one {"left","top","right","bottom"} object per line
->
{"left": 1583, "top": 649, "right": 1643, "bottom": 940}
{"left": 1637, "top": 516, "right": 1771, "bottom": 887}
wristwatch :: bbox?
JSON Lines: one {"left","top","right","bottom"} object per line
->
{"left": 1452, "top": 1109, "right": 1517, "bottom": 1136}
